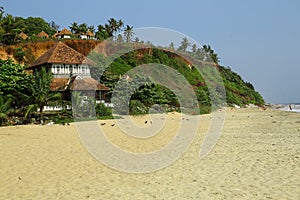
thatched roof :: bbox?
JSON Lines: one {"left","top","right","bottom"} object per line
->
{"left": 52, "top": 32, "right": 59, "bottom": 38}
{"left": 59, "top": 28, "right": 72, "bottom": 35}
{"left": 28, "top": 42, "right": 96, "bottom": 68}
{"left": 37, "top": 31, "right": 49, "bottom": 38}
{"left": 86, "top": 30, "right": 95, "bottom": 37}
{"left": 50, "top": 77, "right": 109, "bottom": 91}
{"left": 19, "top": 32, "right": 28, "bottom": 40}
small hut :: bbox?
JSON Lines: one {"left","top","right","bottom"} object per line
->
{"left": 19, "top": 32, "right": 28, "bottom": 40}
{"left": 37, "top": 31, "right": 49, "bottom": 39}
{"left": 56, "top": 28, "right": 72, "bottom": 39}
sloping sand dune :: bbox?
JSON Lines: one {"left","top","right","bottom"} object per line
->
{"left": 0, "top": 108, "right": 299, "bottom": 199}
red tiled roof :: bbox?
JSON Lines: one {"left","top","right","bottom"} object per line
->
{"left": 28, "top": 42, "right": 96, "bottom": 68}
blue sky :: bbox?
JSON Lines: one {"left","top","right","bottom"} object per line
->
{"left": 2, "top": 0, "right": 300, "bottom": 103}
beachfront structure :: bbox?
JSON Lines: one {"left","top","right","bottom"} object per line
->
{"left": 28, "top": 41, "right": 109, "bottom": 109}
{"left": 53, "top": 28, "right": 72, "bottom": 39}
{"left": 79, "top": 30, "right": 95, "bottom": 40}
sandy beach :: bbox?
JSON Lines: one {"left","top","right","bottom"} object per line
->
{"left": 0, "top": 108, "right": 299, "bottom": 199}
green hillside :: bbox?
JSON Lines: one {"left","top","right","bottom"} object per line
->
{"left": 88, "top": 47, "right": 264, "bottom": 114}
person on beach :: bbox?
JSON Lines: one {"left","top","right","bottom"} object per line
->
{"left": 289, "top": 105, "right": 292, "bottom": 111}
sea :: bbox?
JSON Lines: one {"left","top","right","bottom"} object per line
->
{"left": 273, "top": 103, "right": 300, "bottom": 113}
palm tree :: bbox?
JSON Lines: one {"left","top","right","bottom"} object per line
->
{"left": 169, "top": 42, "right": 175, "bottom": 50}
{"left": 95, "top": 24, "right": 108, "bottom": 40}
{"left": 203, "top": 45, "right": 219, "bottom": 63}
{"left": 108, "top": 18, "right": 117, "bottom": 33}
{"left": 178, "top": 37, "right": 190, "bottom": 52}
{"left": 124, "top": 25, "right": 133, "bottom": 43}
{"left": 117, "top": 19, "right": 124, "bottom": 30}
{"left": 78, "top": 23, "right": 88, "bottom": 34}
{"left": 28, "top": 67, "right": 61, "bottom": 124}
{"left": 0, "top": 95, "right": 12, "bottom": 126}
{"left": 88, "top": 25, "right": 95, "bottom": 33}
{"left": 69, "top": 22, "right": 79, "bottom": 34}
{"left": 192, "top": 44, "right": 197, "bottom": 53}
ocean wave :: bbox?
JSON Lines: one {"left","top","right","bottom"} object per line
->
{"left": 273, "top": 104, "right": 300, "bottom": 113}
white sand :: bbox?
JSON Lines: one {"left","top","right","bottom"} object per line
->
{"left": 0, "top": 108, "right": 299, "bottom": 199}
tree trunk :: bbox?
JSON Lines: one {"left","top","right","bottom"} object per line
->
{"left": 39, "top": 105, "right": 44, "bottom": 124}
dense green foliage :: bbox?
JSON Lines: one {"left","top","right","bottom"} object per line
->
{"left": 0, "top": 8, "right": 132, "bottom": 45}
{"left": 0, "top": 60, "right": 63, "bottom": 125}
{"left": 0, "top": 13, "right": 57, "bottom": 44}
{"left": 0, "top": 59, "right": 32, "bottom": 108}
{"left": 219, "top": 66, "right": 264, "bottom": 106}
{"left": 93, "top": 47, "right": 264, "bottom": 115}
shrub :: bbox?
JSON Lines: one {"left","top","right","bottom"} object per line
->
{"left": 129, "top": 100, "right": 148, "bottom": 115}
{"left": 13, "top": 47, "right": 25, "bottom": 62}
{"left": 95, "top": 103, "right": 112, "bottom": 117}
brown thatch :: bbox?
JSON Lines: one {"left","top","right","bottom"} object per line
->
{"left": 28, "top": 42, "right": 96, "bottom": 68}
{"left": 37, "top": 31, "right": 49, "bottom": 38}
{"left": 19, "top": 32, "right": 28, "bottom": 40}
{"left": 86, "top": 30, "right": 95, "bottom": 37}
{"left": 59, "top": 28, "right": 72, "bottom": 35}
{"left": 52, "top": 32, "right": 59, "bottom": 38}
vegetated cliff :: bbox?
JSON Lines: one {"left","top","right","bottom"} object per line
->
{"left": 0, "top": 40, "right": 264, "bottom": 108}
{"left": 0, "top": 39, "right": 101, "bottom": 65}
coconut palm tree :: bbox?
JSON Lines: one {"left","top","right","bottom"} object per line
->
{"left": 69, "top": 22, "right": 79, "bottom": 34}
{"left": 78, "top": 23, "right": 88, "bottom": 34}
{"left": 178, "top": 37, "right": 190, "bottom": 52}
{"left": 27, "top": 67, "right": 61, "bottom": 124}
{"left": 124, "top": 25, "right": 133, "bottom": 43}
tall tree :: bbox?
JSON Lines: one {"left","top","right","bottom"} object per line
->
{"left": 78, "top": 23, "right": 88, "bottom": 34}
{"left": 124, "top": 25, "right": 133, "bottom": 43}
{"left": 49, "top": 20, "right": 60, "bottom": 31}
{"left": 95, "top": 24, "right": 108, "bottom": 40}
{"left": 0, "top": 59, "right": 32, "bottom": 108}
{"left": 169, "top": 42, "right": 175, "bottom": 50}
{"left": 28, "top": 67, "right": 61, "bottom": 124}
{"left": 69, "top": 22, "right": 79, "bottom": 34}
{"left": 192, "top": 44, "right": 197, "bottom": 53}
{"left": 88, "top": 25, "right": 95, "bottom": 33}
{"left": 178, "top": 37, "right": 190, "bottom": 52}
{"left": 203, "top": 45, "right": 219, "bottom": 63}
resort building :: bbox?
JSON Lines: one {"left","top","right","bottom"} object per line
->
{"left": 53, "top": 28, "right": 72, "bottom": 39}
{"left": 37, "top": 31, "right": 49, "bottom": 39}
{"left": 79, "top": 30, "right": 95, "bottom": 40}
{"left": 28, "top": 41, "right": 109, "bottom": 109}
